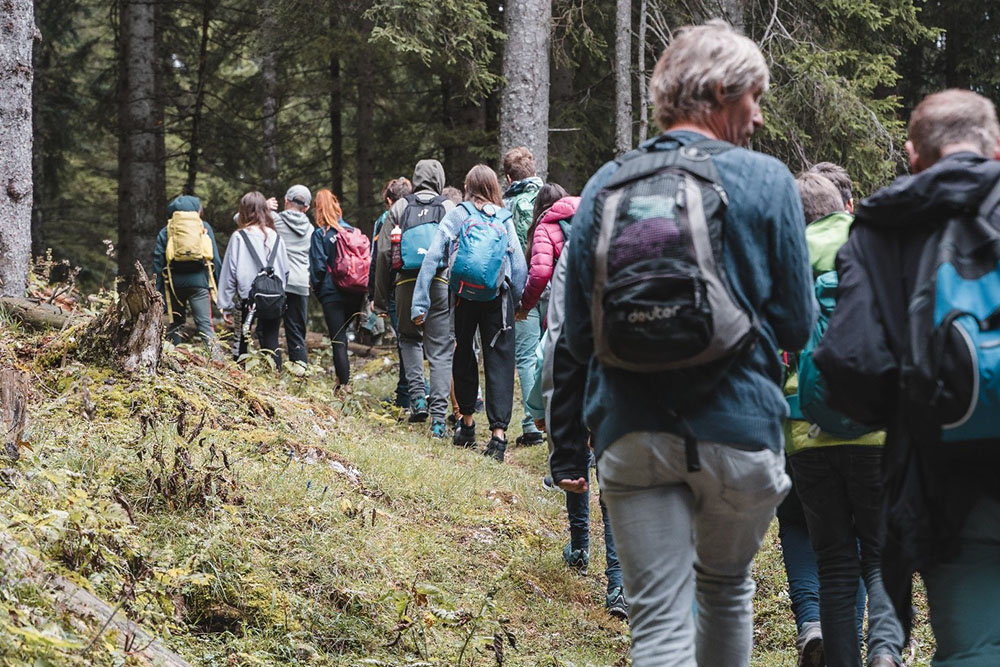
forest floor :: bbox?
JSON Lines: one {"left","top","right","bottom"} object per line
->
{"left": 0, "top": 310, "right": 938, "bottom": 666}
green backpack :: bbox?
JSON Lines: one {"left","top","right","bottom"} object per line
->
{"left": 508, "top": 190, "right": 538, "bottom": 249}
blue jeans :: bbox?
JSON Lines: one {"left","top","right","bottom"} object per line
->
{"left": 513, "top": 303, "right": 542, "bottom": 435}
{"left": 778, "top": 462, "right": 866, "bottom": 635}
{"left": 388, "top": 291, "right": 408, "bottom": 407}
{"left": 792, "top": 447, "right": 904, "bottom": 667}
{"left": 922, "top": 497, "right": 1000, "bottom": 667}
{"left": 565, "top": 454, "right": 622, "bottom": 590}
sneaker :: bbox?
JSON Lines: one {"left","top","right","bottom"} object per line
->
{"left": 430, "top": 420, "right": 448, "bottom": 439}
{"left": 453, "top": 420, "right": 476, "bottom": 448}
{"left": 562, "top": 543, "right": 589, "bottom": 576}
{"left": 867, "top": 657, "right": 899, "bottom": 667}
{"left": 483, "top": 435, "right": 507, "bottom": 462}
{"left": 796, "top": 621, "right": 824, "bottom": 667}
{"left": 542, "top": 475, "right": 559, "bottom": 492}
{"left": 515, "top": 431, "right": 545, "bottom": 447}
{"left": 408, "top": 397, "right": 429, "bottom": 423}
{"left": 605, "top": 586, "right": 629, "bottom": 621}
{"left": 446, "top": 413, "right": 458, "bottom": 427}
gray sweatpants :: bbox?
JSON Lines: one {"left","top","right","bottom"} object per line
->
{"left": 397, "top": 278, "right": 453, "bottom": 422}
{"left": 598, "top": 432, "right": 790, "bottom": 667}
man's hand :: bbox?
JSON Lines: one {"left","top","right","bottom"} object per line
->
{"left": 412, "top": 313, "right": 425, "bottom": 327}
{"left": 558, "top": 477, "right": 589, "bottom": 494}
{"left": 222, "top": 312, "right": 233, "bottom": 325}
{"left": 266, "top": 197, "right": 279, "bottom": 211}
{"left": 515, "top": 308, "right": 529, "bottom": 321}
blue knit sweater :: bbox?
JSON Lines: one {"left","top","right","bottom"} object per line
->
{"left": 563, "top": 131, "right": 815, "bottom": 457}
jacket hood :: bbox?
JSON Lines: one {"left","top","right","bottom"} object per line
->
{"left": 856, "top": 153, "right": 1000, "bottom": 230}
{"left": 504, "top": 176, "right": 543, "bottom": 198}
{"left": 538, "top": 196, "right": 581, "bottom": 226}
{"left": 275, "top": 209, "right": 313, "bottom": 237}
{"left": 411, "top": 159, "right": 445, "bottom": 194}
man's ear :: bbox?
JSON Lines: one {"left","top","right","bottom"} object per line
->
{"left": 905, "top": 140, "right": 922, "bottom": 173}
{"left": 846, "top": 198, "right": 855, "bottom": 214}
{"left": 303, "top": 205, "right": 310, "bottom": 213}
{"left": 505, "top": 174, "right": 513, "bottom": 185}
{"left": 992, "top": 137, "right": 1000, "bottom": 161}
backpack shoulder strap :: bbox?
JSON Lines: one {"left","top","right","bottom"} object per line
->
{"left": 460, "top": 201, "right": 479, "bottom": 218}
{"left": 264, "top": 232, "right": 281, "bottom": 270}
{"left": 978, "top": 175, "right": 1000, "bottom": 221}
{"left": 239, "top": 230, "right": 265, "bottom": 271}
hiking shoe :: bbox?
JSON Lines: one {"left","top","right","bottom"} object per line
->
{"left": 483, "top": 435, "right": 507, "bottom": 462}
{"left": 867, "top": 656, "right": 899, "bottom": 667}
{"left": 408, "top": 397, "right": 429, "bottom": 423}
{"left": 430, "top": 420, "right": 448, "bottom": 439}
{"left": 515, "top": 431, "right": 545, "bottom": 447}
{"left": 446, "top": 413, "right": 458, "bottom": 427}
{"left": 542, "top": 475, "right": 559, "bottom": 492}
{"left": 606, "top": 586, "right": 629, "bottom": 621}
{"left": 796, "top": 621, "right": 824, "bottom": 667}
{"left": 562, "top": 543, "right": 589, "bottom": 576}
{"left": 453, "top": 420, "right": 476, "bottom": 448}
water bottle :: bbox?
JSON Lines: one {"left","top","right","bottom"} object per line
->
{"left": 390, "top": 224, "right": 403, "bottom": 270}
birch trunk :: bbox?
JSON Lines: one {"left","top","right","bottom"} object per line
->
{"left": 614, "top": 0, "right": 633, "bottom": 155}
{"left": 499, "top": 0, "right": 551, "bottom": 180}
{"left": 117, "top": 0, "right": 165, "bottom": 279}
{"left": 0, "top": 0, "right": 34, "bottom": 297}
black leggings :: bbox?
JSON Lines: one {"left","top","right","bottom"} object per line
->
{"left": 238, "top": 303, "right": 282, "bottom": 371}
{"left": 453, "top": 290, "right": 516, "bottom": 431}
{"left": 321, "top": 293, "right": 365, "bottom": 385}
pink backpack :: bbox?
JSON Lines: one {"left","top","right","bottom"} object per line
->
{"left": 329, "top": 227, "right": 371, "bottom": 293}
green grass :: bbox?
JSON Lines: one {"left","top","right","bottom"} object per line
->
{"left": 0, "top": 327, "right": 935, "bottom": 665}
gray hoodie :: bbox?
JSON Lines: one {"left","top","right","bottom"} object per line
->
{"left": 271, "top": 209, "right": 313, "bottom": 296}
{"left": 373, "top": 159, "right": 454, "bottom": 312}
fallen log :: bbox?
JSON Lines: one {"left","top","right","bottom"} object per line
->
{"left": 0, "top": 297, "right": 71, "bottom": 330}
{"left": 0, "top": 529, "right": 191, "bottom": 665}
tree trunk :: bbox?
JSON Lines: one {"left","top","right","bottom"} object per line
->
{"left": 614, "top": 0, "right": 632, "bottom": 156}
{"left": 259, "top": 0, "right": 279, "bottom": 194}
{"left": 184, "top": 0, "right": 214, "bottom": 196}
{"left": 441, "top": 76, "right": 486, "bottom": 184}
{"left": 637, "top": 0, "right": 649, "bottom": 143}
{"left": 85, "top": 262, "right": 164, "bottom": 373}
{"left": 499, "top": 0, "right": 551, "bottom": 179}
{"left": 0, "top": 369, "right": 29, "bottom": 461}
{"left": 30, "top": 28, "right": 45, "bottom": 259}
{"left": 117, "top": 0, "right": 166, "bottom": 280}
{"left": 547, "top": 55, "right": 576, "bottom": 190}
{"left": 354, "top": 43, "right": 376, "bottom": 234}
{"left": 0, "top": 296, "right": 70, "bottom": 329}
{"left": 329, "top": 55, "right": 343, "bottom": 197}
{"left": 0, "top": 0, "right": 34, "bottom": 298}
{"left": 718, "top": 0, "right": 745, "bottom": 32}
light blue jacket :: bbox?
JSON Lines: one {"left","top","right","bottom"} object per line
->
{"left": 410, "top": 202, "right": 527, "bottom": 322}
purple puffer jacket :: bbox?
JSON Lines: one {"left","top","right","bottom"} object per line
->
{"left": 521, "top": 196, "right": 580, "bottom": 311}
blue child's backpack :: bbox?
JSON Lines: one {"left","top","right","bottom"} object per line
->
{"left": 904, "top": 179, "right": 1000, "bottom": 442}
{"left": 449, "top": 202, "right": 511, "bottom": 301}
{"left": 797, "top": 271, "right": 872, "bottom": 439}
{"left": 399, "top": 194, "right": 449, "bottom": 271}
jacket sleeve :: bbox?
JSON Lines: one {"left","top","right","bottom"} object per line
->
{"left": 521, "top": 223, "right": 557, "bottom": 311}
{"left": 374, "top": 201, "right": 403, "bottom": 313}
{"left": 217, "top": 233, "right": 240, "bottom": 312}
{"left": 548, "top": 332, "right": 591, "bottom": 483}
{"left": 410, "top": 208, "right": 458, "bottom": 322}
{"left": 205, "top": 223, "right": 222, "bottom": 284}
{"left": 152, "top": 227, "right": 167, "bottom": 295}
{"left": 506, "top": 215, "right": 528, "bottom": 303}
{"left": 309, "top": 229, "right": 327, "bottom": 294}
{"left": 277, "top": 237, "right": 290, "bottom": 287}
{"left": 812, "top": 229, "right": 897, "bottom": 427}
{"left": 765, "top": 169, "right": 816, "bottom": 352}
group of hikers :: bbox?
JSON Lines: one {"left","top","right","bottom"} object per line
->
{"left": 150, "top": 19, "right": 1000, "bottom": 667}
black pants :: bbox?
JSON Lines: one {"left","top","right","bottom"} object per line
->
{"left": 453, "top": 290, "right": 515, "bottom": 431}
{"left": 283, "top": 293, "right": 309, "bottom": 364}
{"left": 321, "top": 293, "right": 365, "bottom": 385}
{"left": 238, "top": 303, "right": 282, "bottom": 371}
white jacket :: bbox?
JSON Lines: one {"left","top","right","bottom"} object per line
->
{"left": 218, "top": 226, "right": 290, "bottom": 312}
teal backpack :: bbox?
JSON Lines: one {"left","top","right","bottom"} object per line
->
{"left": 449, "top": 202, "right": 511, "bottom": 302}
{"left": 797, "top": 271, "right": 872, "bottom": 439}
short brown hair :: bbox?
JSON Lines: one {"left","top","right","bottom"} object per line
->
{"left": 909, "top": 89, "right": 1000, "bottom": 165}
{"left": 796, "top": 172, "right": 843, "bottom": 224}
{"left": 464, "top": 164, "right": 504, "bottom": 207}
{"left": 809, "top": 162, "right": 852, "bottom": 207}
{"left": 381, "top": 177, "right": 412, "bottom": 205}
{"left": 502, "top": 147, "right": 536, "bottom": 181}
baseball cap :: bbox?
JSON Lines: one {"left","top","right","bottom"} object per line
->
{"left": 284, "top": 184, "right": 311, "bottom": 207}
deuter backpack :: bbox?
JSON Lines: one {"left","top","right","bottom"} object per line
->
{"left": 797, "top": 271, "right": 872, "bottom": 439}
{"left": 329, "top": 226, "right": 371, "bottom": 294}
{"left": 163, "top": 211, "right": 218, "bottom": 318}
{"left": 903, "top": 178, "right": 1000, "bottom": 442}
{"left": 399, "top": 194, "right": 449, "bottom": 271}
{"left": 449, "top": 202, "right": 512, "bottom": 302}
{"left": 239, "top": 230, "right": 285, "bottom": 320}
{"left": 590, "top": 139, "right": 756, "bottom": 378}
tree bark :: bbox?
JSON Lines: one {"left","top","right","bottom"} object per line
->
{"left": 106, "top": 262, "right": 164, "bottom": 373}
{"left": 0, "top": 369, "right": 29, "bottom": 461}
{"left": 614, "top": 0, "right": 633, "bottom": 156}
{"left": 329, "top": 55, "right": 343, "bottom": 197}
{"left": 259, "top": 0, "right": 279, "bottom": 194}
{"left": 117, "top": 0, "right": 166, "bottom": 280}
{"left": 499, "top": 0, "right": 551, "bottom": 180}
{"left": 30, "top": 25, "right": 45, "bottom": 259}
{"left": 637, "top": 0, "right": 649, "bottom": 143}
{"left": 354, "top": 42, "right": 376, "bottom": 234}
{"left": 184, "top": 0, "right": 215, "bottom": 196}
{"left": 0, "top": 296, "right": 70, "bottom": 329}
{"left": 441, "top": 76, "right": 487, "bottom": 184}
{"left": 718, "top": 0, "right": 745, "bottom": 32}
{"left": 0, "top": 0, "right": 34, "bottom": 297}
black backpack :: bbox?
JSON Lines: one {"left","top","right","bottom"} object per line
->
{"left": 239, "top": 230, "right": 286, "bottom": 320}
{"left": 398, "top": 194, "right": 449, "bottom": 271}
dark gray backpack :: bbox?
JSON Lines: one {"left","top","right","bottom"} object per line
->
{"left": 591, "top": 139, "right": 756, "bottom": 379}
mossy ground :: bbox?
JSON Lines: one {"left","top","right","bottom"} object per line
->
{"left": 0, "top": 321, "right": 936, "bottom": 666}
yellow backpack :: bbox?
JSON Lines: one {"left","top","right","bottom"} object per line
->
{"left": 163, "top": 211, "right": 218, "bottom": 317}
